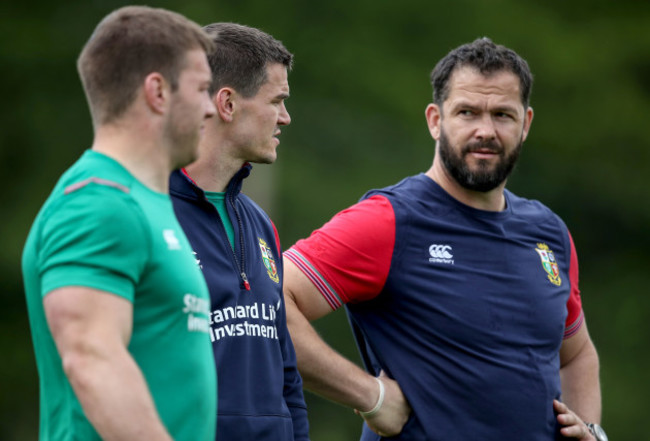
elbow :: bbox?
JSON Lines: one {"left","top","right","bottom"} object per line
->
{"left": 59, "top": 342, "right": 103, "bottom": 394}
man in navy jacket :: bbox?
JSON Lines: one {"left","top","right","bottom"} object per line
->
{"left": 170, "top": 23, "right": 309, "bottom": 440}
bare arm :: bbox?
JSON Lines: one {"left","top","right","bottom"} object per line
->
{"left": 44, "top": 286, "right": 173, "bottom": 441}
{"left": 283, "top": 257, "right": 410, "bottom": 437}
{"left": 554, "top": 321, "right": 601, "bottom": 439}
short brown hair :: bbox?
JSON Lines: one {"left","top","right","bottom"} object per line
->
{"left": 430, "top": 37, "right": 533, "bottom": 109}
{"left": 202, "top": 23, "right": 293, "bottom": 97}
{"left": 77, "top": 6, "right": 214, "bottom": 126}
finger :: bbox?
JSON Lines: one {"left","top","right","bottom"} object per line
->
{"left": 556, "top": 407, "right": 580, "bottom": 425}
{"left": 557, "top": 412, "right": 575, "bottom": 426}
{"left": 560, "top": 423, "right": 589, "bottom": 439}
{"left": 553, "top": 399, "right": 567, "bottom": 413}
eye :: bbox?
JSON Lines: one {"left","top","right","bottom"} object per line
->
{"left": 495, "top": 111, "right": 515, "bottom": 120}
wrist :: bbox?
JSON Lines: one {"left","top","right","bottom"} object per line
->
{"left": 358, "top": 377, "right": 385, "bottom": 417}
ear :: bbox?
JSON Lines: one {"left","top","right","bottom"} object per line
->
{"left": 143, "top": 72, "right": 169, "bottom": 115}
{"left": 521, "top": 106, "right": 534, "bottom": 142}
{"left": 425, "top": 103, "right": 442, "bottom": 141}
{"left": 214, "top": 87, "right": 236, "bottom": 122}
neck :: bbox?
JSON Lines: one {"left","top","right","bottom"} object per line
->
{"left": 184, "top": 136, "right": 244, "bottom": 193}
{"left": 425, "top": 156, "right": 507, "bottom": 212}
{"left": 92, "top": 123, "right": 172, "bottom": 193}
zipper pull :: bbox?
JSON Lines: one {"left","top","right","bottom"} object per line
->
{"left": 241, "top": 272, "right": 251, "bottom": 291}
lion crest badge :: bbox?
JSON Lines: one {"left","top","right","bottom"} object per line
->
{"left": 259, "top": 238, "right": 279, "bottom": 283}
{"left": 535, "top": 243, "right": 561, "bottom": 286}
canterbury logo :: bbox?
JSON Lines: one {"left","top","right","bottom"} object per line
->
{"left": 429, "top": 244, "right": 453, "bottom": 259}
{"left": 163, "top": 229, "right": 181, "bottom": 250}
{"left": 429, "top": 244, "right": 454, "bottom": 264}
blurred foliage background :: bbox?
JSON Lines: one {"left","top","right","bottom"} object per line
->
{"left": 2, "top": 0, "right": 649, "bottom": 439}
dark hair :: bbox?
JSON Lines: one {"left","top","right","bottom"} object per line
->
{"left": 77, "top": 6, "right": 214, "bottom": 126}
{"left": 202, "top": 23, "right": 293, "bottom": 97}
{"left": 430, "top": 37, "right": 533, "bottom": 108}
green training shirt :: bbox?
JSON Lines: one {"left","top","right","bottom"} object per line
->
{"left": 22, "top": 150, "right": 216, "bottom": 441}
{"left": 204, "top": 190, "right": 235, "bottom": 249}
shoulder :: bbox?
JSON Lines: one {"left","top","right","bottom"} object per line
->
{"left": 506, "top": 190, "right": 573, "bottom": 256}
{"left": 507, "top": 190, "right": 567, "bottom": 228}
{"left": 363, "top": 174, "right": 430, "bottom": 201}
{"left": 238, "top": 192, "right": 271, "bottom": 220}
{"left": 237, "top": 193, "right": 278, "bottom": 241}
{"left": 238, "top": 192, "right": 282, "bottom": 251}
{"left": 362, "top": 174, "right": 452, "bottom": 224}
{"left": 54, "top": 177, "right": 139, "bottom": 218}
{"left": 290, "top": 194, "right": 396, "bottom": 260}
{"left": 327, "top": 194, "right": 395, "bottom": 233}
{"left": 42, "top": 179, "right": 147, "bottom": 249}
{"left": 286, "top": 194, "right": 397, "bottom": 306}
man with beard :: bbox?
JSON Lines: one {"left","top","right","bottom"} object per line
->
{"left": 282, "top": 38, "right": 605, "bottom": 441}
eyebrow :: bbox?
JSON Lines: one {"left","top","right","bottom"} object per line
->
{"left": 491, "top": 105, "right": 519, "bottom": 114}
{"left": 452, "top": 101, "right": 518, "bottom": 114}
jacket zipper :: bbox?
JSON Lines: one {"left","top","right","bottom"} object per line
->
{"left": 228, "top": 190, "right": 250, "bottom": 291}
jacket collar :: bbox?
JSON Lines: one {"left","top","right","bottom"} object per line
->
{"left": 169, "top": 163, "right": 253, "bottom": 201}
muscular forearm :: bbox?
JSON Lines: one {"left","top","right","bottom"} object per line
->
{"left": 560, "top": 338, "right": 601, "bottom": 423}
{"left": 559, "top": 321, "right": 602, "bottom": 425}
{"left": 286, "top": 299, "right": 411, "bottom": 437}
{"left": 63, "top": 347, "right": 173, "bottom": 440}
{"left": 286, "top": 302, "right": 379, "bottom": 411}
{"left": 283, "top": 259, "right": 411, "bottom": 436}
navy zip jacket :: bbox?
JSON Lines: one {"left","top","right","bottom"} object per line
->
{"left": 170, "top": 166, "right": 309, "bottom": 441}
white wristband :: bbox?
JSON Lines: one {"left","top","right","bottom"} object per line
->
{"left": 359, "top": 377, "right": 385, "bottom": 418}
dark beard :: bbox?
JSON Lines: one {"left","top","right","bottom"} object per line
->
{"left": 438, "top": 129, "right": 522, "bottom": 192}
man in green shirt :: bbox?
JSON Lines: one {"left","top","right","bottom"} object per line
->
{"left": 22, "top": 6, "right": 217, "bottom": 440}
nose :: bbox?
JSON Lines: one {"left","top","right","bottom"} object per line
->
{"left": 278, "top": 102, "right": 291, "bottom": 126}
{"left": 474, "top": 114, "right": 496, "bottom": 140}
